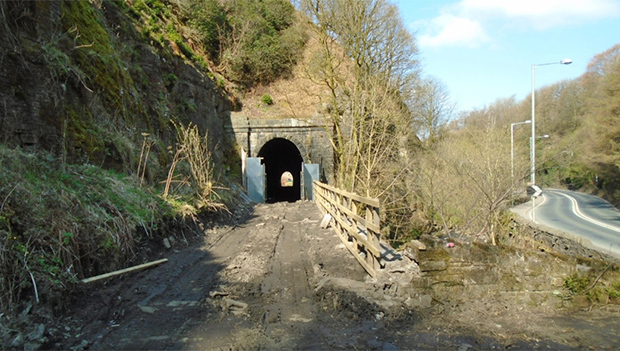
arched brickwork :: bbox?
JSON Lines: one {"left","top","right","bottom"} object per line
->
{"left": 225, "top": 115, "right": 334, "bottom": 184}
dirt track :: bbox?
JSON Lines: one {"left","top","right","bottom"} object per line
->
{"left": 47, "top": 201, "right": 620, "bottom": 350}
{"left": 52, "top": 201, "right": 372, "bottom": 350}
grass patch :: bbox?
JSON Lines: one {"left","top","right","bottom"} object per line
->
{"left": 0, "top": 146, "right": 178, "bottom": 314}
{"left": 563, "top": 268, "right": 620, "bottom": 304}
{"left": 261, "top": 94, "right": 274, "bottom": 106}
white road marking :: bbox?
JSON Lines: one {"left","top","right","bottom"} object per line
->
{"left": 549, "top": 191, "right": 620, "bottom": 233}
{"left": 528, "top": 194, "right": 547, "bottom": 222}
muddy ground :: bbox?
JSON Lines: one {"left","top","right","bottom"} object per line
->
{"left": 7, "top": 201, "right": 620, "bottom": 350}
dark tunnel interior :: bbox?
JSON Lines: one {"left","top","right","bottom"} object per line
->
{"left": 258, "top": 138, "right": 303, "bottom": 203}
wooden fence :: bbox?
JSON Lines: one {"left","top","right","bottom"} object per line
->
{"left": 313, "top": 180, "right": 382, "bottom": 278}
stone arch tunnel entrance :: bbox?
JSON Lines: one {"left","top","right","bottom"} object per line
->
{"left": 258, "top": 138, "right": 302, "bottom": 203}
{"left": 226, "top": 116, "right": 331, "bottom": 203}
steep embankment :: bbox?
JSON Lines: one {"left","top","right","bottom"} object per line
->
{"left": 0, "top": 0, "right": 235, "bottom": 171}
{"left": 0, "top": 1, "right": 314, "bottom": 343}
{"left": 0, "top": 0, "right": 240, "bottom": 336}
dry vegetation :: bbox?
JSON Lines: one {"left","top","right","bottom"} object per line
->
{"left": 0, "top": 147, "right": 171, "bottom": 313}
{"left": 2, "top": 1, "right": 620, "bottom": 342}
{"left": 239, "top": 21, "right": 343, "bottom": 120}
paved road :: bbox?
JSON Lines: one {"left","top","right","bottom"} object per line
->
{"left": 514, "top": 188, "right": 620, "bottom": 257}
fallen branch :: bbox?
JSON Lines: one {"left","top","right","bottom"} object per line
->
{"left": 209, "top": 290, "right": 229, "bottom": 298}
{"left": 81, "top": 258, "right": 168, "bottom": 283}
{"left": 583, "top": 265, "right": 611, "bottom": 293}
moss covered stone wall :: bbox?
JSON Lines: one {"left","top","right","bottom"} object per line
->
{"left": 0, "top": 0, "right": 235, "bottom": 177}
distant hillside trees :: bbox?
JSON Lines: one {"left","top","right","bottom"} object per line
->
{"left": 580, "top": 44, "right": 620, "bottom": 197}
{"left": 409, "top": 43, "right": 620, "bottom": 246}
{"left": 188, "top": 0, "right": 307, "bottom": 87}
{"left": 410, "top": 77, "right": 454, "bottom": 146}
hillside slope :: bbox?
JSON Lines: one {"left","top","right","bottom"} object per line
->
{"left": 0, "top": 0, "right": 236, "bottom": 174}
{"left": 238, "top": 25, "right": 328, "bottom": 120}
{"left": 0, "top": 0, "right": 310, "bottom": 337}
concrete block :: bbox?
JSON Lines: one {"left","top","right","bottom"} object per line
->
{"left": 419, "top": 260, "right": 447, "bottom": 272}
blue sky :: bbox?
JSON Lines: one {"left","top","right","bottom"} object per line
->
{"left": 394, "top": 0, "right": 620, "bottom": 114}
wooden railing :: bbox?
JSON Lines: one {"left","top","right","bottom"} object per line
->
{"left": 313, "top": 180, "right": 382, "bottom": 278}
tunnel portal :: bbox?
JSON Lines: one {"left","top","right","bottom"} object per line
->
{"left": 258, "top": 138, "right": 302, "bottom": 203}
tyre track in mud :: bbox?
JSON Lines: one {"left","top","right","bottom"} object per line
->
{"left": 58, "top": 211, "right": 262, "bottom": 350}
{"left": 257, "top": 205, "right": 323, "bottom": 349}
{"left": 56, "top": 201, "right": 372, "bottom": 350}
{"left": 181, "top": 201, "right": 349, "bottom": 350}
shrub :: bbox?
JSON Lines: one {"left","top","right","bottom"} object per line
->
{"left": 564, "top": 273, "right": 589, "bottom": 294}
{"left": 261, "top": 94, "right": 274, "bottom": 106}
{"left": 187, "top": 0, "right": 306, "bottom": 88}
{"left": 607, "top": 281, "right": 620, "bottom": 298}
{"left": 188, "top": 0, "right": 229, "bottom": 62}
{"left": 164, "top": 123, "right": 226, "bottom": 213}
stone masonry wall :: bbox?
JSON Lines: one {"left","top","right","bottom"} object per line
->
{"left": 226, "top": 113, "right": 335, "bottom": 184}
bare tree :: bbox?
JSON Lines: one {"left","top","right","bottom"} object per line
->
{"left": 410, "top": 76, "right": 454, "bottom": 146}
{"left": 412, "top": 114, "right": 513, "bottom": 244}
{"left": 299, "top": 0, "right": 419, "bottom": 193}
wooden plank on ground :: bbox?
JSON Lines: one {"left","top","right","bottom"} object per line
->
{"left": 81, "top": 258, "right": 169, "bottom": 283}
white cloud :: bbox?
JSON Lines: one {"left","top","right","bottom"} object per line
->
{"left": 416, "top": 0, "right": 620, "bottom": 48}
{"left": 459, "top": 0, "right": 620, "bottom": 28}
{"left": 418, "top": 14, "right": 490, "bottom": 48}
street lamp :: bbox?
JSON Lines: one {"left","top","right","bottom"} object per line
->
{"left": 531, "top": 59, "right": 572, "bottom": 185}
{"left": 529, "top": 134, "right": 550, "bottom": 222}
{"left": 529, "top": 134, "right": 550, "bottom": 176}
{"left": 511, "top": 120, "right": 531, "bottom": 181}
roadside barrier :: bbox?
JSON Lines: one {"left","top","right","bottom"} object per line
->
{"left": 313, "top": 180, "right": 382, "bottom": 277}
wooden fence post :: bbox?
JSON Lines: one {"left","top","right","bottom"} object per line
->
{"left": 312, "top": 180, "right": 382, "bottom": 277}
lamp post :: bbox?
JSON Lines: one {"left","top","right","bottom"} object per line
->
{"left": 529, "top": 134, "right": 550, "bottom": 222}
{"left": 511, "top": 120, "right": 531, "bottom": 182}
{"left": 531, "top": 59, "right": 572, "bottom": 185}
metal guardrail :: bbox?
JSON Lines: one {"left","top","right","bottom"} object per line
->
{"left": 313, "top": 180, "right": 382, "bottom": 277}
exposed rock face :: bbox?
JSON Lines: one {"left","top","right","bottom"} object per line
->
{"left": 0, "top": 0, "right": 235, "bottom": 170}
